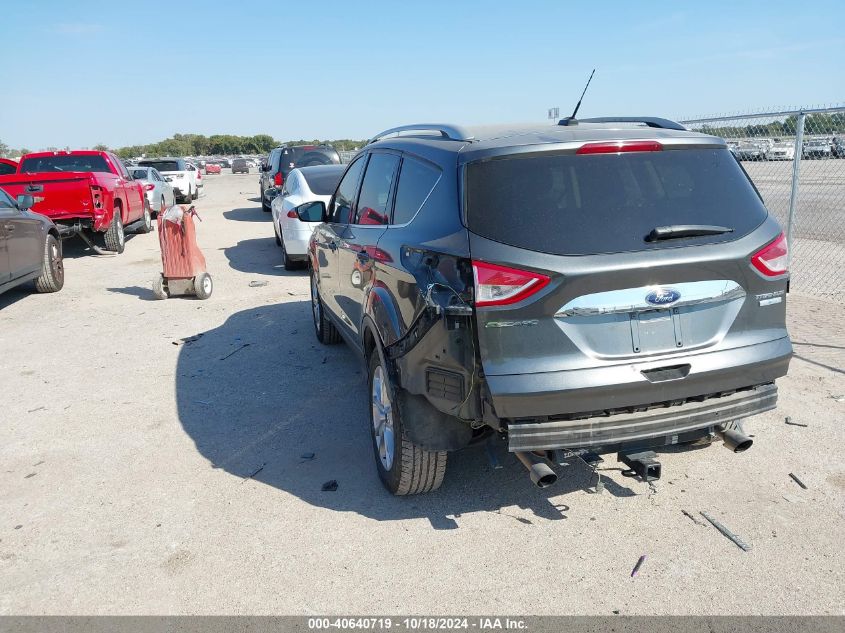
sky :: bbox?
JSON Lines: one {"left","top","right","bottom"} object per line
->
{"left": 1, "top": 0, "right": 843, "bottom": 150}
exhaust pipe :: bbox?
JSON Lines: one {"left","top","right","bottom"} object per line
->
{"left": 514, "top": 451, "right": 558, "bottom": 488}
{"left": 717, "top": 427, "right": 753, "bottom": 453}
{"left": 77, "top": 231, "right": 114, "bottom": 256}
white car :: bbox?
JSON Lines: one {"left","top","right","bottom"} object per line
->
{"left": 271, "top": 165, "right": 345, "bottom": 270}
{"left": 768, "top": 142, "right": 795, "bottom": 161}
{"left": 137, "top": 158, "right": 200, "bottom": 202}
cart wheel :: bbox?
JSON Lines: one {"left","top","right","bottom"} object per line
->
{"left": 153, "top": 275, "right": 169, "bottom": 300}
{"left": 194, "top": 273, "right": 213, "bottom": 300}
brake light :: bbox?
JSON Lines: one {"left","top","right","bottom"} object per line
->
{"left": 197, "top": 171, "right": 202, "bottom": 180}
{"left": 751, "top": 233, "right": 788, "bottom": 276}
{"left": 144, "top": 183, "right": 155, "bottom": 191}
{"left": 576, "top": 141, "right": 663, "bottom": 155}
{"left": 90, "top": 185, "right": 103, "bottom": 209}
{"left": 286, "top": 210, "right": 297, "bottom": 218}
{"left": 274, "top": 172, "right": 283, "bottom": 187}
{"left": 472, "top": 261, "right": 550, "bottom": 307}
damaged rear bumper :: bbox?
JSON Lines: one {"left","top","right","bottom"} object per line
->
{"left": 507, "top": 382, "right": 778, "bottom": 451}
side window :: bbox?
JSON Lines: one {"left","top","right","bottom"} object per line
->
{"left": 111, "top": 154, "right": 130, "bottom": 178}
{"left": 0, "top": 189, "right": 16, "bottom": 210}
{"left": 330, "top": 157, "right": 365, "bottom": 224}
{"left": 392, "top": 157, "right": 441, "bottom": 225}
{"left": 355, "top": 153, "right": 400, "bottom": 225}
{"left": 152, "top": 169, "right": 162, "bottom": 182}
{"left": 287, "top": 173, "right": 300, "bottom": 196}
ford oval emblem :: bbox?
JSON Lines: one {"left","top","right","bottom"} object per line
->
{"left": 646, "top": 287, "right": 681, "bottom": 306}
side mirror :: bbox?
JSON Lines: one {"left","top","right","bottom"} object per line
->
{"left": 16, "top": 194, "right": 34, "bottom": 210}
{"left": 296, "top": 201, "right": 326, "bottom": 223}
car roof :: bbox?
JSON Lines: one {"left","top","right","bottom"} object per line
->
{"left": 140, "top": 157, "right": 183, "bottom": 162}
{"left": 365, "top": 120, "right": 725, "bottom": 165}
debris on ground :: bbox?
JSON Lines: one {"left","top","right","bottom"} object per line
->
{"left": 321, "top": 480, "right": 338, "bottom": 492}
{"left": 172, "top": 334, "right": 203, "bottom": 346}
{"left": 27, "top": 406, "right": 46, "bottom": 413}
{"left": 831, "top": 394, "right": 845, "bottom": 403}
{"left": 631, "top": 555, "right": 646, "bottom": 577}
{"left": 300, "top": 452, "right": 315, "bottom": 460}
{"left": 784, "top": 417, "right": 808, "bottom": 427}
{"left": 220, "top": 343, "right": 250, "bottom": 361}
{"left": 24, "top": 473, "right": 36, "bottom": 479}
{"left": 249, "top": 280, "right": 268, "bottom": 287}
{"left": 700, "top": 511, "right": 752, "bottom": 552}
{"left": 245, "top": 463, "right": 265, "bottom": 480}
{"left": 789, "top": 472, "right": 808, "bottom": 489}
{"left": 682, "top": 509, "right": 706, "bottom": 526}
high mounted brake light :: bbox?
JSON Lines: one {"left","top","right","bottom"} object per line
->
{"left": 751, "top": 233, "right": 788, "bottom": 277}
{"left": 576, "top": 141, "right": 663, "bottom": 155}
{"left": 472, "top": 261, "right": 550, "bottom": 307}
{"left": 274, "top": 172, "right": 283, "bottom": 187}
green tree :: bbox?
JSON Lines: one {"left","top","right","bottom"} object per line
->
{"left": 93, "top": 143, "right": 109, "bottom": 151}
{"left": 0, "top": 139, "right": 8, "bottom": 157}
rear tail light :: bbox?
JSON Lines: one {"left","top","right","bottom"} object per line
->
{"left": 286, "top": 210, "right": 298, "bottom": 218}
{"left": 274, "top": 172, "right": 283, "bottom": 187}
{"left": 751, "top": 233, "right": 789, "bottom": 276}
{"left": 576, "top": 141, "right": 663, "bottom": 155}
{"left": 197, "top": 170, "right": 202, "bottom": 180}
{"left": 90, "top": 185, "right": 103, "bottom": 209}
{"left": 472, "top": 261, "right": 550, "bottom": 307}
{"left": 144, "top": 183, "right": 155, "bottom": 191}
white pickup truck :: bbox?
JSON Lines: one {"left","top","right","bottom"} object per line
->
{"left": 138, "top": 158, "right": 201, "bottom": 203}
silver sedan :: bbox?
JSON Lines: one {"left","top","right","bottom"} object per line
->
{"left": 129, "top": 166, "right": 176, "bottom": 217}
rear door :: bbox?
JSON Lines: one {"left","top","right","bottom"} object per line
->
{"left": 0, "top": 190, "right": 42, "bottom": 280}
{"left": 334, "top": 151, "right": 399, "bottom": 337}
{"left": 313, "top": 155, "right": 366, "bottom": 322}
{"left": 0, "top": 191, "right": 15, "bottom": 282}
{"left": 464, "top": 144, "right": 786, "bottom": 406}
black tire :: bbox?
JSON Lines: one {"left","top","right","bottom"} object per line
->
{"left": 367, "top": 348, "right": 447, "bottom": 495}
{"left": 274, "top": 227, "right": 282, "bottom": 246}
{"left": 310, "top": 268, "right": 341, "bottom": 344}
{"left": 182, "top": 187, "right": 192, "bottom": 204}
{"left": 34, "top": 234, "right": 64, "bottom": 293}
{"left": 103, "top": 206, "right": 126, "bottom": 253}
{"left": 193, "top": 273, "right": 213, "bottom": 300}
{"left": 154, "top": 196, "right": 164, "bottom": 219}
{"left": 192, "top": 187, "right": 199, "bottom": 201}
{"left": 281, "top": 237, "right": 295, "bottom": 270}
{"left": 137, "top": 199, "right": 153, "bottom": 233}
{"left": 152, "top": 275, "right": 169, "bottom": 300}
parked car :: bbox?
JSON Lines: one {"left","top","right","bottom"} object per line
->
{"left": 803, "top": 138, "right": 832, "bottom": 159}
{"left": 734, "top": 141, "right": 767, "bottom": 161}
{"left": 0, "top": 190, "right": 64, "bottom": 296}
{"left": 767, "top": 142, "right": 795, "bottom": 161}
{"left": 138, "top": 158, "right": 199, "bottom": 203}
{"left": 205, "top": 162, "right": 222, "bottom": 175}
{"left": 271, "top": 165, "right": 345, "bottom": 270}
{"left": 232, "top": 158, "right": 250, "bottom": 174}
{"left": 0, "top": 150, "right": 152, "bottom": 253}
{"left": 130, "top": 166, "right": 176, "bottom": 218}
{"left": 0, "top": 158, "right": 18, "bottom": 175}
{"left": 307, "top": 119, "right": 792, "bottom": 495}
{"left": 217, "top": 158, "right": 232, "bottom": 169}
{"left": 832, "top": 137, "right": 845, "bottom": 158}
{"left": 259, "top": 145, "right": 341, "bottom": 212}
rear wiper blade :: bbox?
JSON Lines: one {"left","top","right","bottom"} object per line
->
{"left": 646, "top": 224, "right": 734, "bottom": 242}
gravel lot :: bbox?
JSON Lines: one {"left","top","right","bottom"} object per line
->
{"left": 1, "top": 173, "right": 843, "bottom": 615}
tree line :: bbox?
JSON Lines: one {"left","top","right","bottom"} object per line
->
{"left": 1, "top": 134, "right": 368, "bottom": 159}
{"left": 695, "top": 112, "right": 845, "bottom": 139}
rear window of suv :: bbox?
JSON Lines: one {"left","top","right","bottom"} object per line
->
{"left": 465, "top": 148, "right": 768, "bottom": 256}
{"left": 140, "top": 160, "right": 182, "bottom": 172}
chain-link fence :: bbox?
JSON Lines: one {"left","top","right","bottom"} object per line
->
{"left": 680, "top": 106, "right": 845, "bottom": 303}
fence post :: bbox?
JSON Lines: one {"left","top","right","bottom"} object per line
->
{"left": 786, "top": 111, "right": 805, "bottom": 267}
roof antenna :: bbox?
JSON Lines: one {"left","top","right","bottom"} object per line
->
{"left": 560, "top": 69, "right": 595, "bottom": 126}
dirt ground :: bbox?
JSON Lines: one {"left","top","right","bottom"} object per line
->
{"left": 1, "top": 172, "right": 843, "bottom": 615}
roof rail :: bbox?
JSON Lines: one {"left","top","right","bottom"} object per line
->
{"left": 565, "top": 117, "right": 688, "bottom": 131}
{"left": 367, "top": 124, "right": 473, "bottom": 145}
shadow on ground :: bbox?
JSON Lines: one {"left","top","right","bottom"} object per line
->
{"left": 223, "top": 206, "right": 269, "bottom": 223}
{"left": 107, "top": 285, "right": 158, "bottom": 301}
{"left": 176, "top": 301, "right": 643, "bottom": 529}
{"left": 223, "top": 237, "right": 305, "bottom": 277}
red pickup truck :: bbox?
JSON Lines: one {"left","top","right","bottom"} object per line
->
{"left": 0, "top": 150, "right": 152, "bottom": 253}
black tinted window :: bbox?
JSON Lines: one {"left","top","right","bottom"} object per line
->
{"left": 330, "top": 158, "right": 365, "bottom": 224}
{"left": 21, "top": 155, "right": 112, "bottom": 173}
{"left": 0, "top": 162, "right": 16, "bottom": 176}
{"left": 301, "top": 167, "right": 344, "bottom": 196}
{"left": 0, "top": 190, "right": 15, "bottom": 208}
{"left": 393, "top": 157, "right": 440, "bottom": 225}
{"left": 131, "top": 169, "right": 150, "bottom": 180}
{"left": 140, "top": 160, "right": 181, "bottom": 172}
{"left": 355, "top": 154, "right": 399, "bottom": 225}
{"left": 465, "top": 148, "right": 768, "bottom": 256}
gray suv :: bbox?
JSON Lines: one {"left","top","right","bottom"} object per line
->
{"left": 305, "top": 118, "right": 792, "bottom": 495}
{"left": 259, "top": 145, "right": 341, "bottom": 212}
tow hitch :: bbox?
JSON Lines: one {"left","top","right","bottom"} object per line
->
{"left": 618, "top": 450, "right": 662, "bottom": 482}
